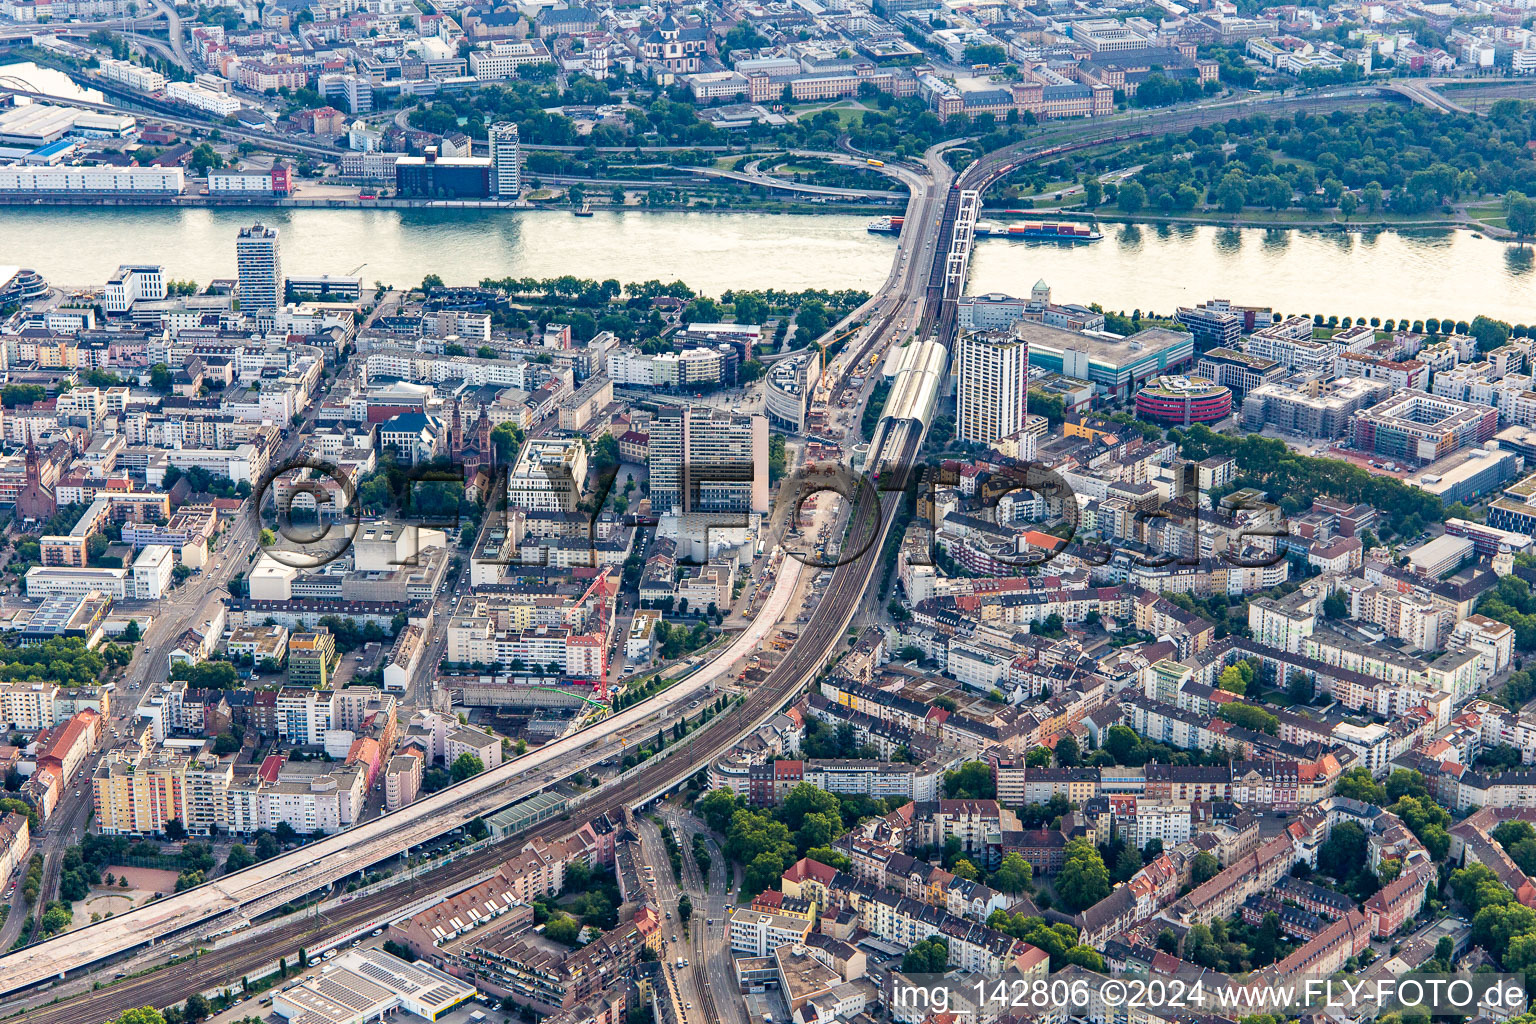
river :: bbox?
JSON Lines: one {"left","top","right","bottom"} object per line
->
{"left": 4, "top": 206, "right": 1533, "bottom": 322}
{"left": 969, "top": 221, "right": 1536, "bottom": 326}
{"left": 0, "top": 207, "right": 892, "bottom": 295}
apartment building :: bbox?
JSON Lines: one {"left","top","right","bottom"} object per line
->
{"left": 1351, "top": 391, "right": 1499, "bottom": 467}
{"left": 729, "top": 908, "right": 814, "bottom": 957}
{"left": 956, "top": 329, "right": 1030, "bottom": 446}
{"left": 235, "top": 222, "right": 282, "bottom": 314}
{"left": 288, "top": 630, "right": 337, "bottom": 688}
{"left": 509, "top": 438, "right": 587, "bottom": 513}
{"left": 384, "top": 753, "right": 423, "bottom": 811}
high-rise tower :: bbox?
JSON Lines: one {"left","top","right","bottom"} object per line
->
{"left": 235, "top": 222, "right": 282, "bottom": 314}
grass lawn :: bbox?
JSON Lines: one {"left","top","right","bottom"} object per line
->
{"left": 790, "top": 101, "right": 866, "bottom": 128}
{"left": 1466, "top": 201, "right": 1509, "bottom": 229}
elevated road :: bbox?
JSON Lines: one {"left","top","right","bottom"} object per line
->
{"left": 0, "top": 550, "right": 806, "bottom": 997}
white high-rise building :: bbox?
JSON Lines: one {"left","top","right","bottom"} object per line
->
{"left": 105, "top": 265, "right": 165, "bottom": 313}
{"left": 489, "top": 121, "right": 521, "bottom": 198}
{"left": 956, "top": 328, "right": 1030, "bottom": 446}
{"left": 235, "top": 222, "right": 282, "bottom": 314}
{"left": 648, "top": 407, "right": 769, "bottom": 514}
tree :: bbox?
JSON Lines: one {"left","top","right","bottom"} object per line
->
{"left": 1056, "top": 839, "right": 1111, "bottom": 911}
{"left": 1055, "top": 735, "right": 1080, "bottom": 767}
{"left": 1025, "top": 746, "right": 1053, "bottom": 769}
{"left": 1217, "top": 665, "right": 1247, "bottom": 695}
{"left": 110, "top": 1010, "right": 167, "bottom": 1024}
{"left": 1471, "top": 315, "right": 1513, "bottom": 353}
{"left": 1213, "top": 173, "right": 1247, "bottom": 214}
{"left": 1385, "top": 769, "right": 1429, "bottom": 803}
{"left": 1505, "top": 190, "right": 1536, "bottom": 244}
{"left": 122, "top": 619, "right": 141, "bottom": 643}
{"left": 963, "top": 42, "right": 1007, "bottom": 65}
{"left": 543, "top": 913, "right": 581, "bottom": 945}
{"left": 1190, "top": 851, "right": 1221, "bottom": 886}
{"left": 225, "top": 844, "right": 255, "bottom": 872}
{"left": 1215, "top": 703, "right": 1279, "bottom": 735}
{"left": 491, "top": 421, "right": 524, "bottom": 461}
{"left": 1117, "top": 180, "right": 1146, "bottom": 215}
{"left": 1286, "top": 672, "right": 1315, "bottom": 705}
{"left": 943, "top": 761, "right": 996, "bottom": 800}
{"left": 744, "top": 850, "right": 786, "bottom": 895}
{"left": 902, "top": 936, "right": 949, "bottom": 973}
{"left": 149, "top": 363, "right": 173, "bottom": 392}
{"left": 697, "top": 788, "right": 740, "bottom": 833}
{"left": 779, "top": 783, "right": 842, "bottom": 832}
{"left": 731, "top": 292, "right": 769, "bottom": 324}
{"left": 165, "top": 818, "right": 187, "bottom": 841}
{"left": 1104, "top": 725, "right": 1139, "bottom": 765}
{"left": 1361, "top": 182, "right": 1384, "bottom": 214}
{"left": 450, "top": 752, "right": 485, "bottom": 782}
{"left": 1318, "top": 820, "right": 1368, "bottom": 880}
{"left": 990, "top": 853, "right": 1033, "bottom": 894}
{"left": 1335, "top": 766, "right": 1387, "bottom": 805}
{"left": 1323, "top": 591, "right": 1349, "bottom": 619}
{"left": 805, "top": 846, "right": 850, "bottom": 871}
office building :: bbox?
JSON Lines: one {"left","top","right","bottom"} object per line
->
{"left": 1071, "top": 18, "right": 1153, "bottom": 52}
{"left": 1022, "top": 322, "right": 1193, "bottom": 400}
{"left": 1133, "top": 375, "right": 1232, "bottom": 426}
{"left": 1195, "top": 347, "right": 1284, "bottom": 399}
{"left": 489, "top": 121, "right": 521, "bottom": 197}
{"left": 1176, "top": 303, "right": 1243, "bottom": 351}
{"left": 1405, "top": 445, "right": 1523, "bottom": 505}
{"left": 25, "top": 566, "right": 128, "bottom": 601}
{"left": 105, "top": 265, "right": 164, "bottom": 313}
{"left": 235, "top": 222, "right": 282, "bottom": 314}
{"left": 1406, "top": 535, "right": 1476, "bottom": 579}
{"left": 648, "top": 407, "right": 768, "bottom": 514}
{"left": 956, "top": 328, "right": 1029, "bottom": 446}
{"left": 394, "top": 149, "right": 491, "bottom": 199}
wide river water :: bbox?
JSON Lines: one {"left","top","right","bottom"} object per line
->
{"left": 3, "top": 206, "right": 1533, "bottom": 323}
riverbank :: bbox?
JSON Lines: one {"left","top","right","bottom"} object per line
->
{"left": 981, "top": 204, "right": 1519, "bottom": 240}
{"left": 0, "top": 193, "right": 898, "bottom": 215}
